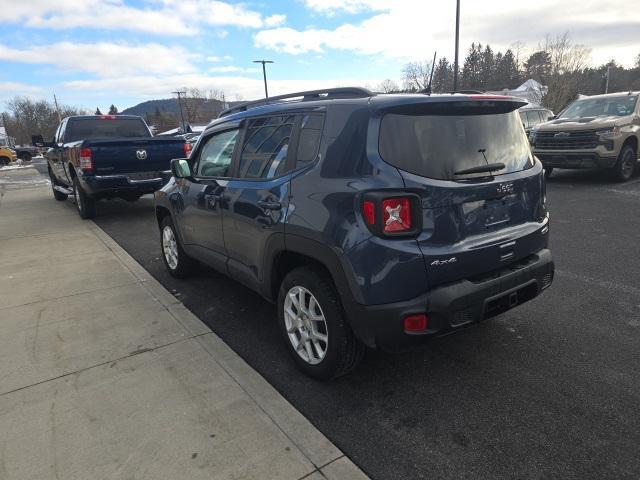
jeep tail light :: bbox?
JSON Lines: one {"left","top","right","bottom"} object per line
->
{"left": 362, "top": 200, "right": 376, "bottom": 225}
{"left": 382, "top": 197, "right": 411, "bottom": 232}
{"left": 79, "top": 148, "right": 93, "bottom": 173}
{"left": 404, "top": 314, "right": 428, "bottom": 333}
{"left": 183, "top": 142, "right": 192, "bottom": 157}
{"left": 99, "top": 115, "right": 116, "bottom": 120}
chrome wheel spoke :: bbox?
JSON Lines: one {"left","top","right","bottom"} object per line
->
{"left": 283, "top": 285, "right": 329, "bottom": 365}
{"left": 313, "top": 332, "right": 328, "bottom": 344}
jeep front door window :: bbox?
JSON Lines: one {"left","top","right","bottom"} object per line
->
{"left": 196, "top": 129, "right": 239, "bottom": 178}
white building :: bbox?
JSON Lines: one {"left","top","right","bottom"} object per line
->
{"left": 488, "top": 79, "right": 548, "bottom": 107}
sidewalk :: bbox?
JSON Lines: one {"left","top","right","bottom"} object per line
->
{"left": 0, "top": 167, "right": 368, "bottom": 480}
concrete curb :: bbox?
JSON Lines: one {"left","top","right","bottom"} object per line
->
{"left": 89, "top": 223, "right": 369, "bottom": 479}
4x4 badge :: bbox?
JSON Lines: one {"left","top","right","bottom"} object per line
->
{"left": 430, "top": 257, "right": 457, "bottom": 266}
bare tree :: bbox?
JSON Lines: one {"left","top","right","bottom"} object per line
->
{"left": 540, "top": 32, "right": 591, "bottom": 112}
{"left": 3, "top": 97, "right": 86, "bottom": 145}
{"left": 401, "top": 61, "right": 433, "bottom": 91}
{"left": 376, "top": 79, "right": 400, "bottom": 93}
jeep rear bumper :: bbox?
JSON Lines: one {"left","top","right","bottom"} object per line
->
{"left": 344, "top": 248, "right": 554, "bottom": 350}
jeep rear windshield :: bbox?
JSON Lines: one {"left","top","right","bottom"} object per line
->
{"left": 65, "top": 118, "right": 151, "bottom": 142}
{"left": 379, "top": 107, "right": 533, "bottom": 180}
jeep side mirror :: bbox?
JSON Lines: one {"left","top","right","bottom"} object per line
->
{"left": 171, "top": 158, "right": 191, "bottom": 179}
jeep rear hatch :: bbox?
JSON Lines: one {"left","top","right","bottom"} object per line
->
{"left": 377, "top": 97, "right": 548, "bottom": 287}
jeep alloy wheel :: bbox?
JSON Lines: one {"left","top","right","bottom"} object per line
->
{"left": 283, "top": 286, "right": 329, "bottom": 365}
{"left": 162, "top": 225, "right": 179, "bottom": 270}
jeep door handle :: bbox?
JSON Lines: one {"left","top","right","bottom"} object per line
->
{"left": 258, "top": 200, "right": 282, "bottom": 211}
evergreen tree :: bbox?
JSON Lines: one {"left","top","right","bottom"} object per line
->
{"left": 108, "top": 104, "right": 119, "bottom": 115}
{"left": 480, "top": 45, "right": 495, "bottom": 90}
{"left": 524, "top": 51, "right": 552, "bottom": 83}
{"left": 461, "top": 43, "right": 483, "bottom": 90}
{"left": 495, "top": 49, "right": 521, "bottom": 89}
{"left": 95, "top": 107, "right": 102, "bottom": 115}
{"left": 432, "top": 57, "right": 454, "bottom": 93}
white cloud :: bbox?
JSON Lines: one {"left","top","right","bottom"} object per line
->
{"left": 0, "top": 82, "right": 42, "bottom": 103}
{"left": 265, "top": 14, "right": 287, "bottom": 27}
{"left": 0, "top": 42, "right": 197, "bottom": 77}
{"left": 257, "top": 0, "right": 640, "bottom": 66}
{"left": 3, "top": 0, "right": 286, "bottom": 36}
{"left": 208, "top": 66, "right": 261, "bottom": 73}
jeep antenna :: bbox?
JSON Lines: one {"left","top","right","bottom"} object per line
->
{"left": 426, "top": 51, "right": 437, "bottom": 95}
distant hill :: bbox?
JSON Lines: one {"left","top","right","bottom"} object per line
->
{"left": 122, "top": 98, "right": 243, "bottom": 121}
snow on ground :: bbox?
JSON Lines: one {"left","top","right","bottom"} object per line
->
{"left": 0, "top": 164, "right": 33, "bottom": 171}
{"left": 0, "top": 163, "right": 51, "bottom": 189}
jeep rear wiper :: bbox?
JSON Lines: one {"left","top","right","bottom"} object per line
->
{"left": 454, "top": 162, "right": 506, "bottom": 176}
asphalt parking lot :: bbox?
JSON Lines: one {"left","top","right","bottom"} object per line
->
{"left": 90, "top": 169, "right": 640, "bottom": 480}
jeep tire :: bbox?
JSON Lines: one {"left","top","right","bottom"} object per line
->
{"left": 277, "top": 266, "right": 364, "bottom": 380}
{"left": 160, "top": 216, "right": 196, "bottom": 278}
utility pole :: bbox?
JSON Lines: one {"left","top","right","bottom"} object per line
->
{"left": 53, "top": 93, "right": 62, "bottom": 122}
{"left": 172, "top": 90, "right": 187, "bottom": 133}
{"left": 453, "top": 0, "right": 461, "bottom": 92}
{"left": 253, "top": 60, "right": 274, "bottom": 98}
{"left": 604, "top": 65, "right": 612, "bottom": 94}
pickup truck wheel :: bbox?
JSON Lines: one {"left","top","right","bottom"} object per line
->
{"left": 160, "top": 216, "right": 196, "bottom": 278}
{"left": 48, "top": 169, "right": 68, "bottom": 201}
{"left": 0, "top": 156, "right": 9, "bottom": 166}
{"left": 612, "top": 145, "right": 636, "bottom": 182}
{"left": 277, "top": 266, "right": 364, "bottom": 380}
{"left": 73, "top": 177, "right": 97, "bottom": 219}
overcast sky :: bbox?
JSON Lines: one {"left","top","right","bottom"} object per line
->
{"left": 1, "top": 0, "right": 639, "bottom": 110}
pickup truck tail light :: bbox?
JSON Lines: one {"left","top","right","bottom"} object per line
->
{"left": 360, "top": 192, "right": 420, "bottom": 237}
{"left": 79, "top": 148, "right": 93, "bottom": 173}
{"left": 183, "top": 142, "right": 192, "bottom": 157}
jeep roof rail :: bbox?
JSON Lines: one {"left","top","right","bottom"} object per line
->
{"left": 219, "top": 87, "right": 374, "bottom": 117}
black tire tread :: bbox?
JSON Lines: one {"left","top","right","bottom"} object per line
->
{"left": 279, "top": 265, "right": 364, "bottom": 380}
{"left": 612, "top": 145, "right": 636, "bottom": 182}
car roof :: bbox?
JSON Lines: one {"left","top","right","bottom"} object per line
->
{"left": 209, "top": 89, "right": 526, "bottom": 129}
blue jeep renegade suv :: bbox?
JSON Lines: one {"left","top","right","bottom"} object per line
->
{"left": 154, "top": 88, "right": 554, "bottom": 379}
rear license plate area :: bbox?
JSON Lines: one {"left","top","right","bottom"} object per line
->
{"left": 484, "top": 199, "right": 510, "bottom": 228}
{"left": 483, "top": 282, "right": 538, "bottom": 319}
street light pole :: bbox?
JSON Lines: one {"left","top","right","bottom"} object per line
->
{"left": 253, "top": 60, "right": 274, "bottom": 98}
{"left": 453, "top": 0, "right": 460, "bottom": 92}
{"left": 172, "top": 90, "right": 187, "bottom": 133}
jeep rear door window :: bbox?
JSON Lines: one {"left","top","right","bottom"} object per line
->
{"left": 379, "top": 110, "right": 533, "bottom": 180}
{"left": 296, "top": 114, "right": 324, "bottom": 168}
{"left": 559, "top": 95, "right": 638, "bottom": 119}
{"left": 239, "top": 115, "right": 295, "bottom": 179}
{"left": 65, "top": 118, "right": 151, "bottom": 142}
